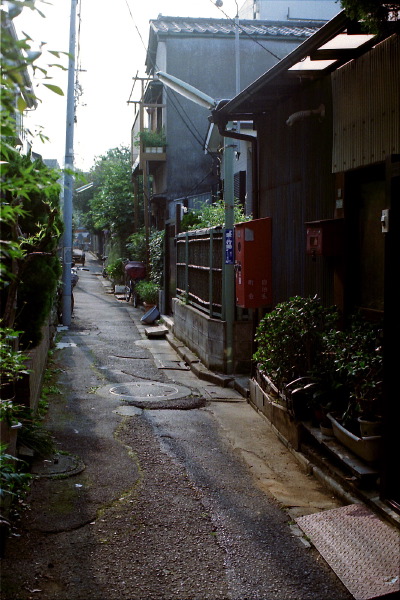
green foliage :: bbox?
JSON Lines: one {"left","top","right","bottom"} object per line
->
{"left": 0, "top": 329, "right": 30, "bottom": 395}
{"left": 0, "top": 446, "right": 32, "bottom": 507}
{"left": 126, "top": 229, "right": 146, "bottom": 262}
{"left": 1, "top": 2, "right": 64, "bottom": 356}
{"left": 135, "top": 280, "right": 160, "bottom": 305}
{"left": 183, "top": 199, "right": 251, "bottom": 230}
{"left": 106, "top": 258, "right": 125, "bottom": 283}
{"left": 254, "top": 298, "right": 384, "bottom": 426}
{"left": 254, "top": 296, "right": 339, "bottom": 393}
{"left": 340, "top": 0, "right": 400, "bottom": 33}
{"left": 149, "top": 229, "right": 165, "bottom": 286}
{"left": 88, "top": 147, "right": 133, "bottom": 241}
{"left": 324, "top": 313, "right": 383, "bottom": 422}
{"left": 17, "top": 419, "right": 55, "bottom": 458}
{"left": 134, "top": 128, "right": 166, "bottom": 148}
{"left": 16, "top": 254, "right": 62, "bottom": 348}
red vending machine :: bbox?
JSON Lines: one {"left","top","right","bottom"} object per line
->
{"left": 234, "top": 217, "right": 272, "bottom": 309}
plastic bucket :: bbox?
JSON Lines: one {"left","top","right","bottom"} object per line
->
{"left": 140, "top": 306, "right": 160, "bottom": 324}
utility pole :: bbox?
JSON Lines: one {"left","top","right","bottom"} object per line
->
{"left": 223, "top": 0, "right": 241, "bottom": 373}
{"left": 129, "top": 76, "right": 154, "bottom": 272}
{"left": 61, "top": 0, "right": 78, "bottom": 326}
{"left": 222, "top": 125, "right": 235, "bottom": 374}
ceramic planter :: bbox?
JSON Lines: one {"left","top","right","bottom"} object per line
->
{"left": 320, "top": 423, "right": 334, "bottom": 437}
{"left": 327, "top": 413, "right": 382, "bottom": 463}
{"left": 358, "top": 417, "right": 383, "bottom": 437}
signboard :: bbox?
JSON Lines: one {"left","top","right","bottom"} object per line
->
{"left": 225, "top": 228, "right": 234, "bottom": 265}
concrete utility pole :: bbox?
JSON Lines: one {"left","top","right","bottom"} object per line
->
{"left": 128, "top": 76, "right": 154, "bottom": 271}
{"left": 222, "top": 126, "right": 235, "bottom": 374}
{"left": 61, "top": 0, "right": 78, "bottom": 326}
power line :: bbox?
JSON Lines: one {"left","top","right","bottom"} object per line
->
{"left": 122, "top": 0, "right": 210, "bottom": 152}
{"left": 207, "top": 0, "right": 282, "bottom": 60}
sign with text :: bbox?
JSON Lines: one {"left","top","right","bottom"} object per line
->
{"left": 225, "top": 228, "right": 234, "bottom": 265}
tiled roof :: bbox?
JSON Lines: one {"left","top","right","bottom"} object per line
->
{"left": 150, "top": 16, "right": 325, "bottom": 39}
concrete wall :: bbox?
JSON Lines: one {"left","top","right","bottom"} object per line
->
{"left": 172, "top": 298, "right": 253, "bottom": 374}
{"left": 249, "top": 377, "right": 301, "bottom": 450}
{"left": 15, "top": 318, "right": 54, "bottom": 415}
{"left": 160, "top": 32, "right": 311, "bottom": 203}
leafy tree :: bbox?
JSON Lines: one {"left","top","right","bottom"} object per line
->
{"left": 1, "top": 1, "right": 65, "bottom": 348}
{"left": 88, "top": 147, "right": 134, "bottom": 245}
{"left": 340, "top": 0, "right": 400, "bottom": 32}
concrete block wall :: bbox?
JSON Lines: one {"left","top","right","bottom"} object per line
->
{"left": 249, "top": 378, "right": 301, "bottom": 450}
{"left": 15, "top": 319, "right": 54, "bottom": 415}
{"left": 172, "top": 299, "right": 253, "bottom": 374}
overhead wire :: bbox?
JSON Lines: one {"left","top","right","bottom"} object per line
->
{"left": 207, "top": 0, "right": 282, "bottom": 61}
{"left": 122, "top": 0, "right": 213, "bottom": 154}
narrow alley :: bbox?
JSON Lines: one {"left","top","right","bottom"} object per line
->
{"left": 1, "top": 255, "right": 355, "bottom": 599}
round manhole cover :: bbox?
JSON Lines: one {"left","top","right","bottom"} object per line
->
{"left": 109, "top": 381, "right": 193, "bottom": 401}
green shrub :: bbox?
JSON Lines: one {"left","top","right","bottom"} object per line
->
{"left": 136, "top": 280, "right": 159, "bottom": 305}
{"left": 106, "top": 258, "right": 125, "bottom": 283}
{"left": 134, "top": 128, "right": 166, "bottom": 148}
{"left": 0, "top": 445, "right": 32, "bottom": 509}
{"left": 182, "top": 198, "right": 251, "bottom": 230}
{"left": 15, "top": 255, "right": 62, "bottom": 349}
{"left": 254, "top": 296, "right": 339, "bottom": 392}
{"left": 126, "top": 229, "right": 146, "bottom": 262}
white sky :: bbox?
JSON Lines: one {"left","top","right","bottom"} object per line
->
{"left": 15, "top": 0, "right": 240, "bottom": 172}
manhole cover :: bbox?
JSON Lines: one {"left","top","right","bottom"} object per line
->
{"left": 109, "top": 381, "right": 193, "bottom": 401}
{"left": 31, "top": 453, "right": 85, "bottom": 479}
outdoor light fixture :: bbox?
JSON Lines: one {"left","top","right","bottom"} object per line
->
{"left": 156, "top": 71, "right": 217, "bottom": 110}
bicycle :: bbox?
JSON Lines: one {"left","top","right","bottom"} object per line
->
{"left": 124, "top": 261, "right": 146, "bottom": 308}
{"left": 125, "top": 276, "right": 140, "bottom": 307}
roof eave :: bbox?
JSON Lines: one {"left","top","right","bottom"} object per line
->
{"left": 210, "top": 10, "right": 351, "bottom": 123}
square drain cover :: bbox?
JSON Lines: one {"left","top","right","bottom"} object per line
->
{"left": 296, "top": 504, "right": 400, "bottom": 599}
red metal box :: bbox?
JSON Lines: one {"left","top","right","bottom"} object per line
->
{"left": 234, "top": 217, "right": 272, "bottom": 309}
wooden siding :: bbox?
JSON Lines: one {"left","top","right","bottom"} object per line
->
{"left": 332, "top": 34, "right": 400, "bottom": 173}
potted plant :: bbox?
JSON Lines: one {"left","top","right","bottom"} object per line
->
{"left": 105, "top": 258, "right": 125, "bottom": 287}
{"left": 134, "top": 128, "right": 166, "bottom": 152}
{"left": 135, "top": 280, "right": 160, "bottom": 309}
{"left": 324, "top": 313, "right": 384, "bottom": 462}
{"left": 253, "top": 296, "right": 339, "bottom": 420}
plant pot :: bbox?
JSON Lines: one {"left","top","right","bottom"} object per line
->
{"left": 358, "top": 416, "right": 383, "bottom": 438}
{"left": 143, "top": 302, "right": 156, "bottom": 311}
{"left": 327, "top": 413, "right": 382, "bottom": 463}
{"left": 320, "top": 423, "right": 334, "bottom": 437}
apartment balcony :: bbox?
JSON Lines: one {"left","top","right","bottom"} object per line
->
{"left": 141, "top": 145, "right": 166, "bottom": 166}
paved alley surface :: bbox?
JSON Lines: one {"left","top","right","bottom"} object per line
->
{"left": 1, "top": 254, "right": 353, "bottom": 600}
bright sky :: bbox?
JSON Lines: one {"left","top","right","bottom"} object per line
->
{"left": 16, "top": 0, "right": 240, "bottom": 172}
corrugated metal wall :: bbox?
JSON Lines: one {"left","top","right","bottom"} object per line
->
{"left": 332, "top": 34, "right": 400, "bottom": 173}
{"left": 258, "top": 77, "right": 335, "bottom": 306}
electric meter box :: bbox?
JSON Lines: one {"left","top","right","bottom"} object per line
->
{"left": 234, "top": 217, "right": 272, "bottom": 309}
{"left": 305, "top": 218, "right": 344, "bottom": 256}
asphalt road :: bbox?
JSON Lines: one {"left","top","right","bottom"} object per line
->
{"left": 1, "top": 254, "right": 352, "bottom": 600}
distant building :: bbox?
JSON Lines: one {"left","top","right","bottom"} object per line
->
{"left": 239, "top": 0, "right": 341, "bottom": 22}
{"left": 43, "top": 159, "right": 61, "bottom": 170}
{"left": 131, "top": 15, "right": 325, "bottom": 312}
